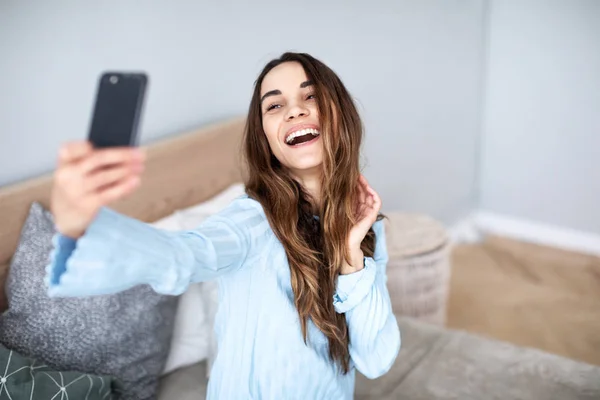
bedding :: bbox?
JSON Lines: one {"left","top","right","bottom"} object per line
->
{"left": 353, "top": 317, "right": 600, "bottom": 400}
{"left": 158, "top": 360, "right": 209, "bottom": 399}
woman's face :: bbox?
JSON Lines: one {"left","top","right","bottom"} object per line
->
{"left": 260, "top": 61, "right": 323, "bottom": 176}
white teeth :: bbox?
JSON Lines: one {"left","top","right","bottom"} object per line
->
{"left": 285, "top": 128, "right": 321, "bottom": 144}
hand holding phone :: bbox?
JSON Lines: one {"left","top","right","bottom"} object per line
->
{"left": 50, "top": 72, "right": 149, "bottom": 238}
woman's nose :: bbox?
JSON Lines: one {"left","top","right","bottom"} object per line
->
{"left": 285, "top": 104, "right": 309, "bottom": 121}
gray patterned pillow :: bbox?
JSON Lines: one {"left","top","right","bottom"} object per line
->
{"left": 0, "top": 202, "right": 179, "bottom": 400}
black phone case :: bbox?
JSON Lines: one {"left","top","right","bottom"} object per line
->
{"left": 88, "top": 72, "right": 148, "bottom": 148}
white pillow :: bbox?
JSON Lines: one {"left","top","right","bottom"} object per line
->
{"left": 174, "top": 183, "right": 247, "bottom": 377}
{"left": 175, "top": 183, "right": 248, "bottom": 228}
{"left": 151, "top": 212, "right": 210, "bottom": 375}
{"left": 154, "top": 183, "right": 246, "bottom": 376}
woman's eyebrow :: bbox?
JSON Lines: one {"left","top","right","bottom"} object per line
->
{"left": 260, "top": 81, "right": 315, "bottom": 104}
{"left": 261, "top": 90, "right": 281, "bottom": 104}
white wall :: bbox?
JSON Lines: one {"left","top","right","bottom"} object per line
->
{"left": 0, "top": 0, "right": 486, "bottom": 225}
{"left": 480, "top": 0, "right": 600, "bottom": 233}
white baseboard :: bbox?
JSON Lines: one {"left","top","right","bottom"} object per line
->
{"left": 450, "top": 211, "right": 600, "bottom": 257}
{"left": 448, "top": 215, "right": 481, "bottom": 244}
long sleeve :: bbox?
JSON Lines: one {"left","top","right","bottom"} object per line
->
{"left": 332, "top": 219, "right": 401, "bottom": 379}
{"left": 45, "top": 197, "right": 269, "bottom": 298}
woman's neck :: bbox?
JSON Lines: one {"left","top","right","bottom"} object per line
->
{"left": 291, "top": 168, "right": 322, "bottom": 212}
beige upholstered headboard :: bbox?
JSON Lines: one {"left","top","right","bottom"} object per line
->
{"left": 0, "top": 116, "right": 247, "bottom": 311}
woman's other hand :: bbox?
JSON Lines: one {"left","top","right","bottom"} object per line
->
{"left": 341, "top": 175, "right": 382, "bottom": 275}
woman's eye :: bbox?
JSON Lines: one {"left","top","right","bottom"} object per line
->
{"left": 307, "top": 94, "right": 316, "bottom": 100}
{"left": 266, "top": 103, "right": 280, "bottom": 111}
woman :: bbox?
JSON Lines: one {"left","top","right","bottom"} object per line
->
{"left": 48, "top": 52, "right": 400, "bottom": 399}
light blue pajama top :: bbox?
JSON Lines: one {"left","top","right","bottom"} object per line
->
{"left": 45, "top": 194, "right": 401, "bottom": 399}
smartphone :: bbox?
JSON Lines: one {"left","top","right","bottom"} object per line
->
{"left": 87, "top": 72, "right": 148, "bottom": 148}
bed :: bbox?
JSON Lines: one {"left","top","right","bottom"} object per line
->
{"left": 1, "top": 117, "right": 599, "bottom": 400}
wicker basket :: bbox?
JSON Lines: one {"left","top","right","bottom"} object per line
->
{"left": 383, "top": 212, "right": 451, "bottom": 326}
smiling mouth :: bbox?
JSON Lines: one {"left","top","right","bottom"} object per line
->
{"left": 285, "top": 128, "right": 321, "bottom": 146}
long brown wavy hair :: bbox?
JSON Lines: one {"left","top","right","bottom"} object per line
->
{"left": 242, "top": 52, "right": 381, "bottom": 374}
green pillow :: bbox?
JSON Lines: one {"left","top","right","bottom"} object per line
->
{"left": 0, "top": 343, "right": 120, "bottom": 399}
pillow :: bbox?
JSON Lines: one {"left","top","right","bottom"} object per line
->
{"left": 158, "top": 183, "right": 246, "bottom": 377}
{"left": 154, "top": 212, "right": 211, "bottom": 375}
{"left": 150, "top": 211, "right": 210, "bottom": 375}
{"left": 175, "top": 183, "right": 247, "bottom": 219}
{"left": 0, "top": 202, "right": 178, "bottom": 400}
{"left": 0, "top": 342, "right": 119, "bottom": 399}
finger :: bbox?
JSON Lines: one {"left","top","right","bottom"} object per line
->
{"left": 359, "top": 175, "right": 368, "bottom": 192}
{"left": 58, "top": 141, "right": 93, "bottom": 166}
{"left": 355, "top": 189, "right": 365, "bottom": 219}
{"left": 96, "top": 176, "right": 141, "bottom": 205}
{"left": 366, "top": 195, "right": 374, "bottom": 210}
{"left": 358, "top": 177, "right": 367, "bottom": 205}
{"left": 354, "top": 178, "right": 365, "bottom": 217}
{"left": 79, "top": 147, "right": 145, "bottom": 175}
{"left": 373, "top": 190, "right": 381, "bottom": 210}
{"left": 360, "top": 174, "right": 370, "bottom": 189}
{"left": 83, "top": 162, "right": 144, "bottom": 194}
{"left": 366, "top": 186, "right": 382, "bottom": 214}
{"left": 357, "top": 202, "right": 367, "bottom": 219}
{"left": 362, "top": 177, "right": 375, "bottom": 203}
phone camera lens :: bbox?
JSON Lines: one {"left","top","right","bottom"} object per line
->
{"left": 109, "top": 75, "right": 119, "bottom": 84}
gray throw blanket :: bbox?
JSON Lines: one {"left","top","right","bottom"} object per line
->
{"left": 355, "top": 316, "right": 600, "bottom": 400}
